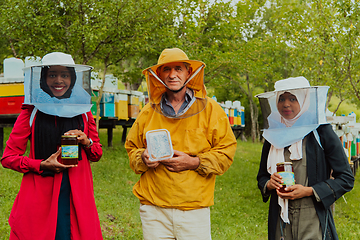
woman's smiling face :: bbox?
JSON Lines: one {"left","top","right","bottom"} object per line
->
{"left": 277, "top": 92, "right": 301, "bottom": 120}
{"left": 46, "top": 65, "right": 71, "bottom": 97}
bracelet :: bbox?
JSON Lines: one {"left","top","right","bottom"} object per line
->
{"left": 85, "top": 138, "right": 93, "bottom": 148}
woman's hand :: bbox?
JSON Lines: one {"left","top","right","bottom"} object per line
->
{"left": 40, "top": 148, "right": 77, "bottom": 173}
{"left": 267, "top": 172, "right": 284, "bottom": 191}
{"left": 276, "top": 184, "right": 314, "bottom": 200}
{"left": 64, "top": 129, "right": 91, "bottom": 146}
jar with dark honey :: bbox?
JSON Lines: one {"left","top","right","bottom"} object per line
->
{"left": 60, "top": 135, "right": 79, "bottom": 165}
{"left": 276, "top": 162, "right": 295, "bottom": 192}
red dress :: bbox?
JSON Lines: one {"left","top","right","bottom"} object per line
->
{"left": 1, "top": 105, "right": 103, "bottom": 240}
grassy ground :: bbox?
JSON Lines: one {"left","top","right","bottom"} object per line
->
{"left": 0, "top": 126, "right": 359, "bottom": 239}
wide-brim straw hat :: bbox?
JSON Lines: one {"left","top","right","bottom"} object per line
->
{"left": 142, "top": 48, "right": 205, "bottom": 75}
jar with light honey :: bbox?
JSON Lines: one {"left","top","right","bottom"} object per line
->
{"left": 60, "top": 135, "right": 79, "bottom": 165}
{"left": 276, "top": 162, "right": 295, "bottom": 192}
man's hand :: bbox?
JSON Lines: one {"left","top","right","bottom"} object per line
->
{"left": 160, "top": 150, "right": 200, "bottom": 172}
{"left": 141, "top": 148, "right": 160, "bottom": 168}
{"left": 40, "top": 148, "right": 77, "bottom": 173}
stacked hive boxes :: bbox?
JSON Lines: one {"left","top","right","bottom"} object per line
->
{"left": 328, "top": 114, "right": 359, "bottom": 164}
{"left": 90, "top": 73, "right": 144, "bottom": 120}
{"left": 225, "top": 101, "right": 234, "bottom": 126}
{"left": 128, "top": 91, "right": 143, "bottom": 119}
{"left": 91, "top": 74, "right": 116, "bottom": 118}
{"left": 233, "top": 101, "right": 241, "bottom": 127}
{"left": 115, "top": 90, "right": 130, "bottom": 119}
{"left": 217, "top": 99, "right": 245, "bottom": 127}
{"left": 0, "top": 58, "right": 25, "bottom": 115}
{"left": 100, "top": 91, "right": 116, "bottom": 117}
{"left": 345, "top": 122, "right": 360, "bottom": 162}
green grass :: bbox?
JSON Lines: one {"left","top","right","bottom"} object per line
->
{"left": 0, "top": 126, "right": 359, "bottom": 239}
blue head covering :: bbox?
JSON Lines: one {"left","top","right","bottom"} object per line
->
{"left": 256, "top": 76, "right": 329, "bottom": 149}
{"left": 23, "top": 52, "right": 93, "bottom": 118}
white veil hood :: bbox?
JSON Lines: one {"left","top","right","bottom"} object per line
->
{"left": 142, "top": 48, "right": 207, "bottom": 119}
{"left": 256, "top": 77, "right": 329, "bottom": 149}
{"left": 23, "top": 52, "right": 93, "bottom": 118}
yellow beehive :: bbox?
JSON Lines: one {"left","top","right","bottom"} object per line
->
{"left": 0, "top": 83, "right": 24, "bottom": 97}
{"left": 115, "top": 90, "right": 130, "bottom": 120}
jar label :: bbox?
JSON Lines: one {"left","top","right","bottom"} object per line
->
{"left": 61, "top": 145, "right": 78, "bottom": 159}
{"left": 278, "top": 172, "right": 295, "bottom": 185}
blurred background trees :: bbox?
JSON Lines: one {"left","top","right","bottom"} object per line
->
{"left": 1, "top": 0, "right": 359, "bottom": 141}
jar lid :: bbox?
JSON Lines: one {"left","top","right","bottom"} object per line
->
{"left": 276, "top": 162, "right": 292, "bottom": 165}
{"left": 61, "top": 135, "right": 77, "bottom": 138}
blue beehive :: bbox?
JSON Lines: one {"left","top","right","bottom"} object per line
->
{"left": 100, "top": 103, "right": 115, "bottom": 117}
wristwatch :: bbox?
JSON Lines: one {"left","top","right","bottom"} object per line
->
{"left": 85, "top": 138, "right": 93, "bottom": 148}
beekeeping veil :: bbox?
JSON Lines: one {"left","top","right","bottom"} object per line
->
{"left": 256, "top": 76, "right": 329, "bottom": 149}
{"left": 142, "top": 48, "right": 207, "bottom": 118}
{"left": 23, "top": 52, "right": 92, "bottom": 118}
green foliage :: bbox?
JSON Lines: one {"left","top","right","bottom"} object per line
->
{"left": 277, "top": 0, "right": 360, "bottom": 103}
{"left": 328, "top": 96, "right": 360, "bottom": 121}
{"left": 0, "top": 0, "right": 178, "bottom": 64}
{"left": 1, "top": 0, "right": 360, "bottom": 139}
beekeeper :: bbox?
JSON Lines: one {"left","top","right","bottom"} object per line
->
{"left": 256, "top": 76, "right": 354, "bottom": 240}
{"left": 125, "top": 48, "right": 237, "bottom": 240}
{"left": 1, "top": 52, "right": 103, "bottom": 240}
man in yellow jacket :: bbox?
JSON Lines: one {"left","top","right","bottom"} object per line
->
{"left": 125, "top": 48, "right": 237, "bottom": 239}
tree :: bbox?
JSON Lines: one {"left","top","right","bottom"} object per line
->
{"left": 172, "top": 0, "right": 297, "bottom": 142}
{"left": 273, "top": 0, "right": 360, "bottom": 113}
{"left": 0, "top": 0, "right": 179, "bottom": 129}
{"left": 2, "top": 0, "right": 360, "bottom": 139}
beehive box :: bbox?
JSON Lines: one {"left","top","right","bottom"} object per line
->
{"left": 100, "top": 103, "right": 115, "bottom": 117}
{"left": 115, "top": 90, "right": 129, "bottom": 120}
{"left": 0, "top": 83, "right": 24, "bottom": 115}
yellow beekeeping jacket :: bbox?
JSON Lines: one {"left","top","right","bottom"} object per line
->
{"left": 125, "top": 97, "right": 237, "bottom": 210}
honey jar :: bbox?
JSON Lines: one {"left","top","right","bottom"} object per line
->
{"left": 276, "top": 162, "right": 295, "bottom": 192}
{"left": 60, "top": 135, "right": 78, "bottom": 165}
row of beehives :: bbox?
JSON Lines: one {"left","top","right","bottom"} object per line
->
{"left": 326, "top": 110, "right": 359, "bottom": 162}
{"left": 1, "top": 57, "right": 245, "bottom": 125}
{"left": 211, "top": 96, "right": 245, "bottom": 128}
{"left": 90, "top": 89, "right": 145, "bottom": 119}
{"left": 220, "top": 100, "right": 245, "bottom": 127}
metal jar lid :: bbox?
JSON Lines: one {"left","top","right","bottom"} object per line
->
{"left": 276, "top": 162, "right": 292, "bottom": 166}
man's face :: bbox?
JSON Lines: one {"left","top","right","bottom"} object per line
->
{"left": 158, "top": 62, "right": 190, "bottom": 92}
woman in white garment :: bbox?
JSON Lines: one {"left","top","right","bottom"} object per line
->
{"left": 256, "top": 76, "right": 354, "bottom": 240}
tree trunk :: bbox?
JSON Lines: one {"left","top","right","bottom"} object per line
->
{"left": 253, "top": 98, "right": 260, "bottom": 141}
{"left": 326, "top": 89, "right": 333, "bottom": 110}
{"left": 226, "top": 73, "right": 259, "bottom": 143}
{"left": 246, "top": 75, "right": 257, "bottom": 143}
{"left": 95, "top": 56, "right": 109, "bottom": 132}
{"left": 123, "top": 77, "right": 142, "bottom": 91}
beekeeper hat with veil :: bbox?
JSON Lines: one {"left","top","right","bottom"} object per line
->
{"left": 23, "top": 52, "right": 93, "bottom": 118}
{"left": 256, "top": 76, "right": 329, "bottom": 149}
{"left": 142, "top": 48, "right": 207, "bottom": 118}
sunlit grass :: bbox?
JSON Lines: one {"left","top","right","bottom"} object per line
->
{"left": 1, "top": 126, "right": 359, "bottom": 239}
